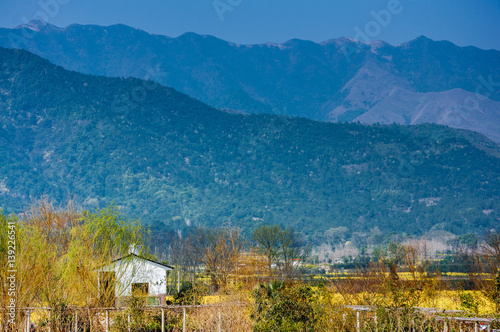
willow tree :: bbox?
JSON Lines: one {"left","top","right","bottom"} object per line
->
{"left": 2, "top": 201, "right": 146, "bottom": 311}
{"left": 62, "top": 205, "right": 146, "bottom": 306}
{"left": 17, "top": 202, "right": 80, "bottom": 306}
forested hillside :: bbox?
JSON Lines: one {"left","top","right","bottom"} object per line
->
{"left": 1, "top": 47, "right": 499, "bottom": 243}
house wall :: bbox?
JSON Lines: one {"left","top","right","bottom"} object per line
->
{"left": 99, "top": 256, "right": 171, "bottom": 297}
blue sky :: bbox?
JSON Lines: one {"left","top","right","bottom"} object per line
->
{"left": 1, "top": 0, "right": 499, "bottom": 49}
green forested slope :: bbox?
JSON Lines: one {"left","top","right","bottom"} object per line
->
{"left": 0, "top": 47, "right": 498, "bottom": 242}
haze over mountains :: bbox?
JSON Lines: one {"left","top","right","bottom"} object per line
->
{"left": 0, "top": 47, "right": 499, "bottom": 241}
{"left": 0, "top": 20, "right": 499, "bottom": 142}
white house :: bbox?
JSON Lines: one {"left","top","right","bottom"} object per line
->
{"left": 97, "top": 245, "right": 173, "bottom": 303}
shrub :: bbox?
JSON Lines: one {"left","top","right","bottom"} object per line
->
{"left": 459, "top": 292, "right": 480, "bottom": 314}
{"left": 252, "top": 281, "right": 317, "bottom": 331}
{"left": 170, "top": 281, "right": 202, "bottom": 305}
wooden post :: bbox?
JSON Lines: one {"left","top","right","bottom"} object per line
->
{"left": 475, "top": 322, "right": 479, "bottom": 332}
{"left": 128, "top": 313, "right": 131, "bottom": 332}
{"left": 183, "top": 307, "right": 186, "bottom": 332}
{"left": 443, "top": 320, "right": 448, "bottom": 332}
{"left": 25, "top": 310, "right": 31, "bottom": 332}
{"left": 374, "top": 313, "right": 378, "bottom": 332}
{"left": 105, "top": 310, "right": 109, "bottom": 332}
{"left": 89, "top": 309, "right": 93, "bottom": 332}
{"left": 218, "top": 307, "right": 221, "bottom": 332}
{"left": 74, "top": 310, "right": 78, "bottom": 332}
{"left": 161, "top": 308, "right": 165, "bottom": 332}
{"left": 356, "top": 311, "right": 360, "bottom": 332}
{"left": 48, "top": 309, "right": 52, "bottom": 332}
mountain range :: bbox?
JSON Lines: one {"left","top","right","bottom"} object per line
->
{"left": 0, "top": 47, "right": 499, "bottom": 243}
{"left": 0, "top": 20, "right": 499, "bottom": 142}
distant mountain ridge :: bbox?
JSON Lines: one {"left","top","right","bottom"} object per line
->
{"left": 0, "top": 47, "right": 499, "bottom": 240}
{"left": 0, "top": 20, "right": 499, "bottom": 141}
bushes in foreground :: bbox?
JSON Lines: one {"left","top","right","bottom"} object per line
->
{"left": 252, "top": 281, "right": 317, "bottom": 331}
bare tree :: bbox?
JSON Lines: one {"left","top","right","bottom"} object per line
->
{"left": 278, "top": 227, "right": 309, "bottom": 279}
{"left": 252, "top": 225, "right": 282, "bottom": 276}
{"left": 480, "top": 231, "right": 500, "bottom": 311}
{"left": 403, "top": 240, "right": 430, "bottom": 280}
{"left": 386, "top": 242, "right": 406, "bottom": 281}
{"left": 252, "top": 225, "right": 309, "bottom": 279}
{"left": 167, "top": 231, "right": 199, "bottom": 289}
{"left": 458, "top": 230, "right": 500, "bottom": 311}
{"left": 189, "top": 227, "right": 243, "bottom": 290}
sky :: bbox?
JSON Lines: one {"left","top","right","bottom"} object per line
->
{"left": 0, "top": 0, "right": 499, "bottom": 50}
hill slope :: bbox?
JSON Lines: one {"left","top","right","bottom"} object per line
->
{"left": 0, "top": 47, "right": 499, "bottom": 242}
{"left": 0, "top": 21, "right": 499, "bottom": 141}
{"left": 349, "top": 88, "right": 500, "bottom": 142}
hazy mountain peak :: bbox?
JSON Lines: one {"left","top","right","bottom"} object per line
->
{"left": 177, "top": 31, "right": 225, "bottom": 42}
{"left": 178, "top": 31, "right": 203, "bottom": 39}
{"left": 15, "top": 19, "right": 63, "bottom": 32}
{"left": 106, "top": 23, "right": 156, "bottom": 34}
{"left": 398, "top": 35, "right": 434, "bottom": 48}
{"left": 413, "top": 35, "right": 433, "bottom": 42}
{"left": 319, "top": 37, "right": 367, "bottom": 49}
{"left": 370, "top": 40, "right": 391, "bottom": 50}
{"left": 282, "top": 38, "right": 309, "bottom": 45}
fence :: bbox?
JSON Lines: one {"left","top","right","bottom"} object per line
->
{"left": 2, "top": 304, "right": 498, "bottom": 332}
{"left": 346, "top": 305, "right": 497, "bottom": 332}
{"left": 2, "top": 303, "right": 246, "bottom": 332}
